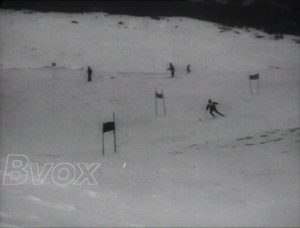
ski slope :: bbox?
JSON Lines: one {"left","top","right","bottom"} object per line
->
{"left": 0, "top": 10, "right": 299, "bottom": 227}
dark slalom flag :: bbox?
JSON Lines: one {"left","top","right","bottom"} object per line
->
{"left": 155, "top": 89, "right": 166, "bottom": 116}
{"left": 103, "top": 121, "right": 115, "bottom": 133}
{"left": 249, "top": 73, "right": 260, "bottom": 94}
{"left": 102, "top": 113, "right": 116, "bottom": 156}
{"left": 155, "top": 92, "right": 164, "bottom": 99}
{"left": 249, "top": 73, "right": 259, "bottom": 80}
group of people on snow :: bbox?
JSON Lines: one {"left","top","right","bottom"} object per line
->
{"left": 167, "top": 62, "right": 225, "bottom": 118}
{"left": 167, "top": 62, "right": 190, "bottom": 78}
{"left": 86, "top": 64, "right": 225, "bottom": 118}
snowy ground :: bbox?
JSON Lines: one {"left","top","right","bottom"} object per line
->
{"left": 0, "top": 10, "right": 299, "bottom": 227}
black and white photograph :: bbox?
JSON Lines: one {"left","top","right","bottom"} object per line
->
{"left": 0, "top": 0, "right": 299, "bottom": 227}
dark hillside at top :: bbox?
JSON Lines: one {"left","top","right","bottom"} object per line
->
{"left": 1, "top": 0, "right": 299, "bottom": 35}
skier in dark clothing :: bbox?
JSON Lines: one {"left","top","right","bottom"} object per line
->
{"left": 206, "top": 99, "right": 225, "bottom": 117}
{"left": 187, "top": 64, "right": 191, "bottom": 73}
{"left": 87, "top": 66, "right": 92, "bottom": 82}
{"left": 167, "top": 62, "right": 175, "bottom": 78}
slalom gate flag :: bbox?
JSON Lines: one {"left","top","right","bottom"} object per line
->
{"left": 249, "top": 73, "right": 259, "bottom": 80}
{"left": 155, "top": 92, "right": 164, "bottom": 99}
{"left": 103, "top": 121, "right": 115, "bottom": 133}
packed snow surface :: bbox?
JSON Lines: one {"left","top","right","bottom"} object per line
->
{"left": 0, "top": 10, "right": 299, "bottom": 227}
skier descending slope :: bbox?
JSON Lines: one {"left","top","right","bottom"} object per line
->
{"left": 206, "top": 99, "right": 225, "bottom": 118}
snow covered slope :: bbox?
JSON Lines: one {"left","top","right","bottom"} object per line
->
{"left": 0, "top": 10, "right": 299, "bottom": 227}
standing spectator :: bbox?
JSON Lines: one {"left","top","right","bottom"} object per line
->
{"left": 187, "top": 64, "right": 191, "bottom": 73}
{"left": 87, "top": 66, "right": 92, "bottom": 82}
{"left": 167, "top": 62, "right": 175, "bottom": 78}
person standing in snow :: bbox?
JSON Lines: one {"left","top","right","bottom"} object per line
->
{"left": 167, "top": 62, "right": 175, "bottom": 78}
{"left": 87, "top": 66, "right": 92, "bottom": 82}
{"left": 186, "top": 64, "right": 191, "bottom": 73}
{"left": 206, "top": 99, "right": 225, "bottom": 118}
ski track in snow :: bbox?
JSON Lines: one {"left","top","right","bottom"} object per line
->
{"left": 26, "top": 195, "right": 76, "bottom": 212}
